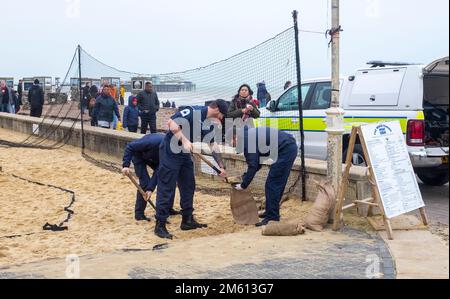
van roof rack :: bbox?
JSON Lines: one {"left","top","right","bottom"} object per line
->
{"left": 367, "top": 61, "right": 418, "bottom": 68}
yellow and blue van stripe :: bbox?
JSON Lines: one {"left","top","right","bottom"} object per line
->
{"left": 255, "top": 112, "right": 425, "bottom": 134}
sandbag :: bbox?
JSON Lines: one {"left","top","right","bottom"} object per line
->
{"left": 305, "top": 181, "right": 336, "bottom": 232}
{"left": 230, "top": 188, "right": 259, "bottom": 225}
{"left": 262, "top": 221, "right": 305, "bottom": 236}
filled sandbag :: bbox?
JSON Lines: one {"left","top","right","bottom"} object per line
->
{"left": 230, "top": 188, "right": 259, "bottom": 225}
{"left": 262, "top": 221, "right": 306, "bottom": 236}
{"left": 305, "top": 181, "right": 336, "bottom": 232}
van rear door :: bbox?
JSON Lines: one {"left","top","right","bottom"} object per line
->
{"left": 422, "top": 57, "right": 449, "bottom": 156}
{"left": 424, "top": 56, "right": 449, "bottom": 76}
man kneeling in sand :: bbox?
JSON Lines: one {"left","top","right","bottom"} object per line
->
{"left": 122, "top": 133, "right": 180, "bottom": 221}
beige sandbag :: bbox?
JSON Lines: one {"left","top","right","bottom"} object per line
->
{"left": 305, "top": 181, "right": 336, "bottom": 232}
{"left": 230, "top": 188, "right": 259, "bottom": 225}
{"left": 262, "top": 221, "right": 306, "bottom": 236}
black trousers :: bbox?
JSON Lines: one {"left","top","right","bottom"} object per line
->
{"left": 128, "top": 125, "right": 138, "bottom": 133}
{"left": 140, "top": 113, "right": 157, "bottom": 134}
{"left": 30, "top": 106, "right": 43, "bottom": 118}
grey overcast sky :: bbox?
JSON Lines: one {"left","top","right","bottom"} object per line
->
{"left": 1, "top": 0, "right": 448, "bottom": 80}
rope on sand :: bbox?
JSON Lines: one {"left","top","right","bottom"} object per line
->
{"left": 0, "top": 170, "right": 76, "bottom": 238}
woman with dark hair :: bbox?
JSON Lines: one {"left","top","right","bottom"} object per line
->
{"left": 227, "top": 84, "right": 260, "bottom": 124}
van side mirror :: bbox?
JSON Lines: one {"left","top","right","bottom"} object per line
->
{"left": 268, "top": 100, "right": 277, "bottom": 112}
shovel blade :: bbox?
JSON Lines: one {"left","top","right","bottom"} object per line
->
{"left": 230, "top": 188, "right": 259, "bottom": 225}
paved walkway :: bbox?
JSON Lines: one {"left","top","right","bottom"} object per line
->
{"left": 380, "top": 230, "right": 449, "bottom": 279}
{"left": 419, "top": 183, "right": 449, "bottom": 225}
{"left": 0, "top": 228, "right": 394, "bottom": 279}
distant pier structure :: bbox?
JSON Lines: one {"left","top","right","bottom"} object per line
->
{"left": 131, "top": 76, "right": 196, "bottom": 94}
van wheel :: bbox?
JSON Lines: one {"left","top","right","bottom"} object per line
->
{"left": 343, "top": 144, "right": 367, "bottom": 166}
{"left": 417, "top": 172, "right": 449, "bottom": 186}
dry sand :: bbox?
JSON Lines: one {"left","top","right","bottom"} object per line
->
{"left": 0, "top": 127, "right": 377, "bottom": 268}
{"left": 0, "top": 128, "right": 326, "bottom": 267}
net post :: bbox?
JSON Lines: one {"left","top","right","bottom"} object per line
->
{"left": 292, "top": 11, "right": 307, "bottom": 202}
{"left": 77, "top": 45, "right": 86, "bottom": 153}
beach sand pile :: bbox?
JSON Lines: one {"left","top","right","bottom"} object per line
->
{"left": 0, "top": 128, "right": 318, "bottom": 267}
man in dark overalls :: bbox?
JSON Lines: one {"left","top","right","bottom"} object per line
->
{"left": 229, "top": 126, "right": 298, "bottom": 227}
{"left": 122, "top": 133, "right": 180, "bottom": 221}
{"left": 154, "top": 100, "right": 229, "bottom": 239}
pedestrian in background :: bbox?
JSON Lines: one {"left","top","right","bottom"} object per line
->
{"left": 256, "top": 81, "right": 271, "bottom": 108}
{"left": 89, "top": 84, "right": 99, "bottom": 126}
{"left": 228, "top": 84, "right": 260, "bottom": 125}
{"left": 17, "top": 80, "right": 23, "bottom": 106}
{"left": 120, "top": 84, "right": 125, "bottom": 106}
{"left": 81, "top": 82, "right": 91, "bottom": 115}
{"left": 14, "top": 90, "right": 21, "bottom": 114}
{"left": 123, "top": 96, "right": 139, "bottom": 133}
{"left": 137, "top": 82, "right": 160, "bottom": 134}
{"left": 92, "top": 86, "right": 121, "bottom": 129}
{"left": 284, "top": 81, "right": 292, "bottom": 90}
{"left": 28, "top": 79, "right": 45, "bottom": 117}
{"left": 0, "top": 80, "right": 15, "bottom": 114}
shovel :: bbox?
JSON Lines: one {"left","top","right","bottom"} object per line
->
{"left": 126, "top": 173, "right": 157, "bottom": 211}
{"left": 192, "top": 152, "right": 228, "bottom": 183}
{"left": 193, "top": 152, "right": 259, "bottom": 225}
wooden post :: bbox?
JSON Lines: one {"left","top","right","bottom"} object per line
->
{"left": 419, "top": 208, "right": 429, "bottom": 226}
{"left": 333, "top": 126, "right": 358, "bottom": 231}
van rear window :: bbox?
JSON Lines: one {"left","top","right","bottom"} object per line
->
{"left": 349, "top": 68, "right": 406, "bottom": 106}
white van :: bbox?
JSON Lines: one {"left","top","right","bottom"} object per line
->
{"left": 258, "top": 57, "right": 449, "bottom": 186}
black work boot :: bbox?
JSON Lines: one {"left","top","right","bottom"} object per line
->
{"left": 135, "top": 215, "right": 152, "bottom": 222}
{"left": 180, "top": 215, "right": 208, "bottom": 231}
{"left": 255, "top": 218, "right": 271, "bottom": 227}
{"left": 154, "top": 220, "right": 173, "bottom": 240}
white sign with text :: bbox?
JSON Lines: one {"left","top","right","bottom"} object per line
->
{"left": 360, "top": 121, "right": 425, "bottom": 219}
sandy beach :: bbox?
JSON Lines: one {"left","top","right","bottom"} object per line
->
{"left": 0, "top": 128, "right": 320, "bottom": 267}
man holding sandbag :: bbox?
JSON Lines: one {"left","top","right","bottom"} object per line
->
{"left": 228, "top": 126, "right": 298, "bottom": 227}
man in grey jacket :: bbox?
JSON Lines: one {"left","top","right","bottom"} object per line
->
{"left": 136, "top": 82, "right": 160, "bottom": 134}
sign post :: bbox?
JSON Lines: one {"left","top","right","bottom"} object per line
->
{"left": 333, "top": 121, "right": 428, "bottom": 240}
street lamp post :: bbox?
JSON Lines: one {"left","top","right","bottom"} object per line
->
{"left": 326, "top": 0, "right": 345, "bottom": 198}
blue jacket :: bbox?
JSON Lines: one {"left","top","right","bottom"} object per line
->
{"left": 238, "top": 127, "right": 297, "bottom": 189}
{"left": 123, "top": 96, "right": 139, "bottom": 128}
{"left": 122, "top": 133, "right": 165, "bottom": 192}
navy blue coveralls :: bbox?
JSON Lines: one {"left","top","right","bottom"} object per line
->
{"left": 122, "top": 133, "right": 168, "bottom": 218}
{"left": 155, "top": 106, "right": 214, "bottom": 223}
{"left": 239, "top": 127, "right": 298, "bottom": 222}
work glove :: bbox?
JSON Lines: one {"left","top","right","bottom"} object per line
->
{"left": 233, "top": 184, "right": 244, "bottom": 191}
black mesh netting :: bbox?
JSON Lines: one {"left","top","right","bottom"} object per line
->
{"left": 0, "top": 22, "right": 329, "bottom": 199}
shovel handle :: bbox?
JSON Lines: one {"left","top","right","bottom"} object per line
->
{"left": 193, "top": 153, "right": 222, "bottom": 175}
{"left": 126, "top": 173, "right": 157, "bottom": 211}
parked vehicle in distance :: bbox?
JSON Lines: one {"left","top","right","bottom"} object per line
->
{"left": 257, "top": 57, "right": 449, "bottom": 186}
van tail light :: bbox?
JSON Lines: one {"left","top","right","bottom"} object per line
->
{"left": 407, "top": 120, "right": 425, "bottom": 146}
